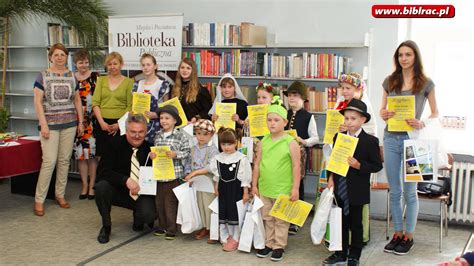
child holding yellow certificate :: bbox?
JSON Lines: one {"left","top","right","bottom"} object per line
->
{"left": 325, "top": 99, "right": 382, "bottom": 266}
{"left": 150, "top": 105, "right": 190, "bottom": 240}
{"left": 132, "top": 53, "right": 171, "bottom": 144}
{"left": 252, "top": 97, "right": 301, "bottom": 262}
{"left": 283, "top": 81, "right": 318, "bottom": 234}
{"left": 209, "top": 73, "right": 248, "bottom": 130}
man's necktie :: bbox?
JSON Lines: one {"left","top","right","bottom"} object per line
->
{"left": 130, "top": 148, "right": 139, "bottom": 182}
{"left": 338, "top": 176, "right": 350, "bottom": 216}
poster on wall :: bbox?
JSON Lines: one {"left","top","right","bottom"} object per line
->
{"left": 403, "top": 139, "right": 438, "bottom": 182}
{"left": 108, "top": 14, "right": 183, "bottom": 70}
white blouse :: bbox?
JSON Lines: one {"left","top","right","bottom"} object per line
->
{"left": 208, "top": 151, "right": 252, "bottom": 187}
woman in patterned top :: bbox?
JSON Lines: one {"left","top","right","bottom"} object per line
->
{"left": 132, "top": 53, "right": 171, "bottom": 144}
{"left": 33, "top": 43, "right": 84, "bottom": 216}
{"left": 73, "top": 49, "right": 99, "bottom": 200}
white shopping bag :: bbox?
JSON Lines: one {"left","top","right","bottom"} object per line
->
{"left": 208, "top": 197, "right": 219, "bottom": 240}
{"left": 251, "top": 196, "right": 266, "bottom": 250}
{"left": 238, "top": 205, "right": 254, "bottom": 252}
{"left": 138, "top": 167, "right": 156, "bottom": 196}
{"left": 328, "top": 206, "right": 342, "bottom": 251}
{"left": 236, "top": 200, "right": 248, "bottom": 228}
{"left": 311, "top": 187, "right": 334, "bottom": 244}
{"left": 173, "top": 183, "right": 202, "bottom": 234}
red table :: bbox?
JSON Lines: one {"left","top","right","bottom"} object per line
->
{"left": 0, "top": 139, "right": 42, "bottom": 178}
{"left": 0, "top": 138, "right": 56, "bottom": 199}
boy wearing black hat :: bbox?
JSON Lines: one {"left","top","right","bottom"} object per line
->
{"left": 151, "top": 105, "right": 191, "bottom": 240}
{"left": 284, "top": 81, "right": 319, "bottom": 234}
{"left": 324, "top": 99, "right": 383, "bottom": 266}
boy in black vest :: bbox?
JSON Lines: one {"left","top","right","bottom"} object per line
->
{"left": 324, "top": 99, "right": 383, "bottom": 266}
{"left": 284, "top": 81, "right": 319, "bottom": 234}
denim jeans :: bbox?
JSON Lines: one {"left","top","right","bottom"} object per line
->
{"left": 383, "top": 132, "right": 419, "bottom": 233}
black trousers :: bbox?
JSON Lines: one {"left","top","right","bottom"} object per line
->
{"left": 341, "top": 204, "right": 364, "bottom": 259}
{"left": 95, "top": 180, "right": 156, "bottom": 227}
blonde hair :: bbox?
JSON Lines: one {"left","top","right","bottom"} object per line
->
{"left": 105, "top": 51, "right": 124, "bottom": 65}
{"left": 172, "top": 58, "right": 200, "bottom": 103}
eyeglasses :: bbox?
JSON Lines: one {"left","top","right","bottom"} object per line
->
{"left": 128, "top": 131, "right": 146, "bottom": 137}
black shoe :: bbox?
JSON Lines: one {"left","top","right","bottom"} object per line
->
{"left": 97, "top": 226, "right": 111, "bottom": 244}
{"left": 347, "top": 258, "right": 360, "bottom": 266}
{"left": 393, "top": 236, "right": 414, "bottom": 255}
{"left": 270, "top": 249, "right": 284, "bottom": 261}
{"left": 384, "top": 234, "right": 403, "bottom": 253}
{"left": 88, "top": 195, "right": 95, "bottom": 200}
{"left": 132, "top": 223, "right": 144, "bottom": 232}
{"left": 323, "top": 252, "right": 347, "bottom": 265}
{"left": 154, "top": 228, "right": 166, "bottom": 236}
{"left": 288, "top": 224, "right": 299, "bottom": 235}
{"left": 256, "top": 246, "right": 272, "bottom": 258}
{"left": 79, "top": 193, "right": 88, "bottom": 200}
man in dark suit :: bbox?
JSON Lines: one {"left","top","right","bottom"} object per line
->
{"left": 324, "top": 99, "right": 383, "bottom": 266}
{"left": 95, "top": 113, "right": 156, "bottom": 244}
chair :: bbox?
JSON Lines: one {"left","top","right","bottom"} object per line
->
{"left": 371, "top": 182, "right": 390, "bottom": 240}
{"left": 417, "top": 192, "right": 450, "bottom": 253}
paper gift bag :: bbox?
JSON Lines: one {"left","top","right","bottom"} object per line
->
{"left": 173, "top": 183, "right": 202, "bottom": 234}
{"left": 252, "top": 197, "right": 266, "bottom": 250}
{"left": 238, "top": 137, "right": 254, "bottom": 162}
{"left": 311, "top": 187, "right": 334, "bottom": 244}
{"left": 238, "top": 210, "right": 254, "bottom": 252}
{"left": 328, "top": 206, "right": 342, "bottom": 251}
{"left": 208, "top": 198, "right": 219, "bottom": 240}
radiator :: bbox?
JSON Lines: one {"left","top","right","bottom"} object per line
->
{"left": 449, "top": 161, "right": 474, "bottom": 223}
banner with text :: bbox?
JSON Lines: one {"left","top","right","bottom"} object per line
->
{"left": 108, "top": 14, "right": 183, "bottom": 70}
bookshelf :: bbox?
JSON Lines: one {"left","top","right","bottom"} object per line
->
{"left": 5, "top": 23, "right": 108, "bottom": 136}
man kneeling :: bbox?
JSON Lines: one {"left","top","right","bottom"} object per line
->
{"left": 95, "top": 113, "right": 156, "bottom": 244}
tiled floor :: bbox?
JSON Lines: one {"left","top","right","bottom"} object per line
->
{"left": 0, "top": 178, "right": 471, "bottom": 265}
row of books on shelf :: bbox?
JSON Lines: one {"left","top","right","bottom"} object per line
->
{"left": 203, "top": 81, "right": 342, "bottom": 112}
{"left": 182, "top": 22, "right": 266, "bottom": 47}
{"left": 264, "top": 53, "right": 352, "bottom": 79}
{"left": 183, "top": 50, "right": 264, "bottom": 77}
{"left": 308, "top": 147, "right": 324, "bottom": 175}
{"left": 182, "top": 49, "right": 352, "bottom": 79}
{"left": 47, "top": 23, "right": 82, "bottom": 46}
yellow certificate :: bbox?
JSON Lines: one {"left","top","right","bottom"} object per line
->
{"left": 269, "top": 194, "right": 313, "bottom": 227}
{"left": 387, "top": 96, "right": 415, "bottom": 132}
{"left": 247, "top": 104, "right": 269, "bottom": 137}
{"left": 215, "top": 102, "right": 237, "bottom": 130}
{"left": 150, "top": 146, "right": 176, "bottom": 180}
{"left": 324, "top": 110, "right": 345, "bottom": 144}
{"left": 132, "top": 93, "right": 151, "bottom": 122}
{"left": 159, "top": 97, "right": 188, "bottom": 128}
{"left": 326, "top": 134, "right": 359, "bottom": 177}
{"left": 285, "top": 129, "right": 298, "bottom": 139}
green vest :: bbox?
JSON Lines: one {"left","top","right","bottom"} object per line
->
{"left": 259, "top": 134, "right": 294, "bottom": 199}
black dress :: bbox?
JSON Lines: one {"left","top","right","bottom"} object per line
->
{"left": 217, "top": 160, "right": 243, "bottom": 225}
{"left": 179, "top": 80, "right": 212, "bottom": 120}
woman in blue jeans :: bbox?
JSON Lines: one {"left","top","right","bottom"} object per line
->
{"left": 379, "top": 40, "right": 439, "bottom": 255}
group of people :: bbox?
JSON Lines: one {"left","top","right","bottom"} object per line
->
{"left": 31, "top": 39, "right": 438, "bottom": 265}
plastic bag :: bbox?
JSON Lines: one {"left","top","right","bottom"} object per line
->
{"left": 310, "top": 187, "right": 334, "bottom": 244}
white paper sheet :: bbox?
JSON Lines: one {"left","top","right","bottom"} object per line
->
{"left": 138, "top": 167, "right": 156, "bottom": 195}
{"left": 190, "top": 175, "right": 214, "bottom": 193}
{"left": 118, "top": 112, "right": 129, "bottom": 136}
